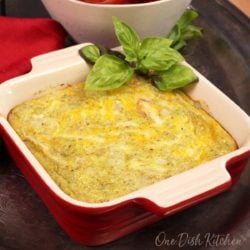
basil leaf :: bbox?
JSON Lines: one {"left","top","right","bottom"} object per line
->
{"left": 167, "top": 10, "right": 203, "bottom": 50}
{"left": 79, "top": 45, "right": 101, "bottom": 64}
{"left": 153, "top": 64, "right": 198, "bottom": 91}
{"left": 171, "top": 39, "right": 187, "bottom": 51}
{"left": 107, "top": 49, "right": 126, "bottom": 60}
{"left": 85, "top": 54, "right": 134, "bottom": 91}
{"left": 167, "top": 25, "right": 181, "bottom": 46}
{"left": 138, "top": 37, "right": 183, "bottom": 72}
{"left": 177, "top": 9, "right": 199, "bottom": 29}
{"left": 182, "top": 25, "right": 203, "bottom": 40}
{"left": 112, "top": 16, "right": 141, "bottom": 62}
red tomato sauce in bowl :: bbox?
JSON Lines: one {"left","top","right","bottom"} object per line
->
{"left": 79, "top": 0, "right": 157, "bottom": 4}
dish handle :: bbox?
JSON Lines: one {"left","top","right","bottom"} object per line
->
{"left": 139, "top": 159, "right": 234, "bottom": 216}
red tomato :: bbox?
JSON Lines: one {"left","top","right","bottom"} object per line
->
{"left": 79, "top": 0, "right": 156, "bottom": 4}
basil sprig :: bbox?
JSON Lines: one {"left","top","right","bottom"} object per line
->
{"left": 80, "top": 13, "right": 201, "bottom": 91}
{"left": 167, "top": 10, "right": 203, "bottom": 50}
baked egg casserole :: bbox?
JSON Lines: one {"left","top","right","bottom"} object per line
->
{"left": 8, "top": 78, "right": 237, "bottom": 203}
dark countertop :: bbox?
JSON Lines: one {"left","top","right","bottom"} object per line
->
{"left": 0, "top": 0, "right": 250, "bottom": 249}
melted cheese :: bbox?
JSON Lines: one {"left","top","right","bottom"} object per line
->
{"left": 8, "top": 78, "right": 237, "bottom": 203}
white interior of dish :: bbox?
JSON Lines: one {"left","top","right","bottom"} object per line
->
{"left": 0, "top": 44, "right": 249, "bottom": 209}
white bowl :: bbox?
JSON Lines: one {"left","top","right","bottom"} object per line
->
{"left": 41, "top": 0, "right": 192, "bottom": 47}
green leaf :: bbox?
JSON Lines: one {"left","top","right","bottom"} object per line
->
{"left": 167, "top": 10, "right": 203, "bottom": 50}
{"left": 170, "top": 25, "right": 202, "bottom": 50}
{"left": 182, "top": 25, "right": 203, "bottom": 40}
{"left": 153, "top": 64, "right": 198, "bottom": 91}
{"left": 177, "top": 10, "right": 199, "bottom": 30}
{"left": 138, "top": 37, "right": 183, "bottom": 72}
{"left": 171, "top": 40, "right": 187, "bottom": 51}
{"left": 167, "top": 25, "right": 181, "bottom": 45}
{"left": 107, "top": 49, "right": 126, "bottom": 60}
{"left": 85, "top": 54, "right": 134, "bottom": 91}
{"left": 112, "top": 16, "right": 141, "bottom": 62}
{"left": 79, "top": 45, "right": 101, "bottom": 64}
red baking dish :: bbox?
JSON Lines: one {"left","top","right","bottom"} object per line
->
{"left": 0, "top": 44, "right": 249, "bottom": 246}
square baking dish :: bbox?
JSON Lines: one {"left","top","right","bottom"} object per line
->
{"left": 0, "top": 43, "right": 249, "bottom": 246}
